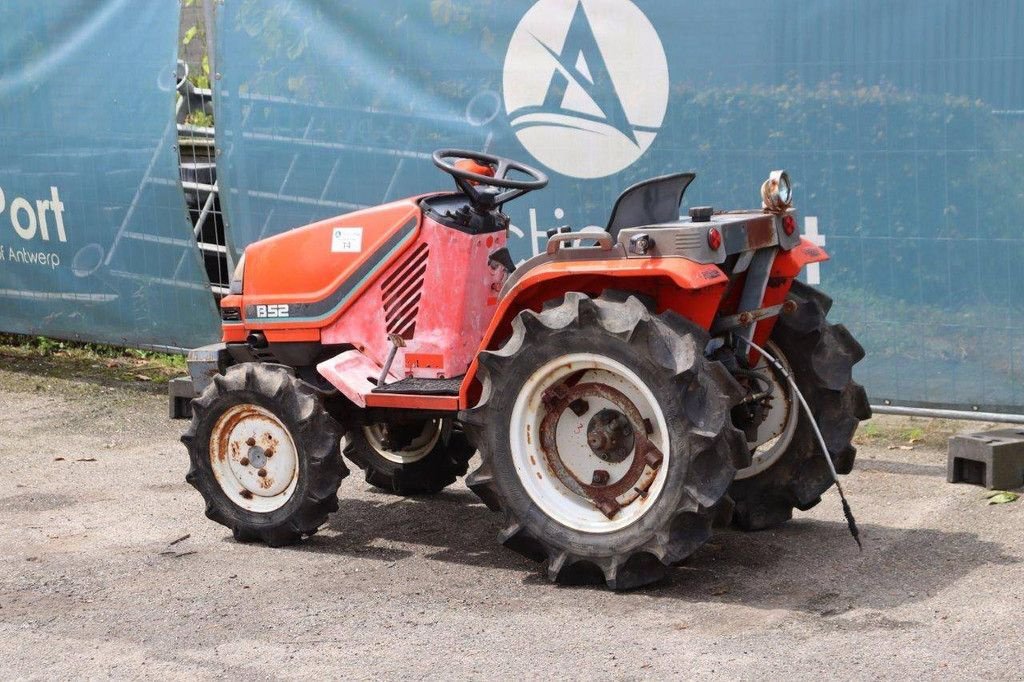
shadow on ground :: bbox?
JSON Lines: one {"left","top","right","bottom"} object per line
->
{"left": 294, "top": 486, "right": 1018, "bottom": 612}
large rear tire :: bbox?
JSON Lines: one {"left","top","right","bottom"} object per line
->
{"left": 182, "top": 363, "right": 348, "bottom": 546}
{"left": 728, "top": 282, "right": 871, "bottom": 530}
{"left": 343, "top": 419, "right": 474, "bottom": 495}
{"left": 461, "top": 292, "right": 748, "bottom": 590}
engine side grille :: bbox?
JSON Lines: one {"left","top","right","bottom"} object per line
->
{"left": 380, "top": 243, "right": 429, "bottom": 340}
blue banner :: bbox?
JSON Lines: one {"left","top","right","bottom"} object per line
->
{"left": 200, "top": 2, "right": 1024, "bottom": 410}
{"left": 0, "top": 1, "right": 219, "bottom": 350}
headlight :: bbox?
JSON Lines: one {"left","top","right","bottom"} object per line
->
{"left": 229, "top": 253, "right": 246, "bottom": 294}
{"left": 761, "top": 170, "right": 793, "bottom": 213}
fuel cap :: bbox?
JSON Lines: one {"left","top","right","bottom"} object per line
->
{"left": 689, "top": 206, "right": 714, "bottom": 222}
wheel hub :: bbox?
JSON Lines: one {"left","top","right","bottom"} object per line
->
{"left": 539, "top": 381, "right": 663, "bottom": 520}
{"left": 586, "top": 409, "right": 634, "bottom": 464}
{"left": 246, "top": 444, "right": 269, "bottom": 469}
{"left": 510, "top": 353, "right": 672, "bottom": 534}
{"left": 210, "top": 404, "right": 299, "bottom": 512}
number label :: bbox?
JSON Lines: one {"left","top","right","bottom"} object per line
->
{"left": 331, "top": 227, "right": 363, "bottom": 253}
{"left": 255, "top": 304, "right": 290, "bottom": 319}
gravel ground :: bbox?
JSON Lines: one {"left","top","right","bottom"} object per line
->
{"left": 0, "top": 365, "right": 1021, "bottom": 680}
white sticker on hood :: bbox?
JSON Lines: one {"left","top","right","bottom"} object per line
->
{"left": 331, "top": 227, "right": 363, "bottom": 253}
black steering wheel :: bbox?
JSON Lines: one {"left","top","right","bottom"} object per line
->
{"left": 432, "top": 148, "right": 548, "bottom": 211}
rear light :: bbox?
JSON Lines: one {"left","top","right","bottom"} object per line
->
{"left": 783, "top": 215, "right": 797, "bottom": 236}
{"left": 707, "top": 227, "right": 722, "bottom": 250}
{"left": 221, "top": 307, "right": 242, "bottom": 322}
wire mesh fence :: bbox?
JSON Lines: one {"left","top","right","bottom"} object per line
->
{"left": 176, "top": 2, "right": 231, "bottom": 300}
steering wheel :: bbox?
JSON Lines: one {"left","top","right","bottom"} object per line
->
{"left": 432, "top": 149, "right": 548, "bottom": 210}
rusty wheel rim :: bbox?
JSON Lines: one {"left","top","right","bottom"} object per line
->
{"left": 362, "top": 419, "right": 442, "bottom": 465}
{"left": 509, "top": 353, "right": 670, "bottom": 534}
{"left": 209, "top": 403, "right": 299, "bottom": 512}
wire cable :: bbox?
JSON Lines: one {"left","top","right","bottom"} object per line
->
{"left": 735, "top": 336, "right": 863, "bottom": 550}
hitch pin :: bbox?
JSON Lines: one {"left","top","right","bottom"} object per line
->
{"left": 735, "top": 336, "right": 863, "bottom": 550}
{"left": 377, "top": 333, "right": 406, "bottom": 387}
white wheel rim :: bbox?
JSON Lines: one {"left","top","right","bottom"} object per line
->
{"left": 735, "top": 341, "right": 799, "bottom": 480}
{"left": 509, "top": 353, "right": 670, "bottom": 534}
{"left": 209, "top": 404, "right": 299, "bottom": 512}
{"left": 362, "top": 420, "right": 442, "bottom": 465}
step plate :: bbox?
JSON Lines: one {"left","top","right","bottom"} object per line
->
{"left": 372, "top": 375, "right": 464, "bottom": 396}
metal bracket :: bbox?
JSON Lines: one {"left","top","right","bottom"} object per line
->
{"left": 711, "top": 303, "right": 787, "bottom": 335}
{"left": 546, "top": 231, "right": 614, "bottom": 255}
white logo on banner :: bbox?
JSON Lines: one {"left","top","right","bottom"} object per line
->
{"left": 503, "top": 0, "right": 669, "bottom": 179}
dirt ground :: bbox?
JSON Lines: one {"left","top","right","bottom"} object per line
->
{"left": 1, "top": 363, "right": 1022, "bottom": 681}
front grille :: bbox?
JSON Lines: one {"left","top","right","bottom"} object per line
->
{"left": 380, "top": 242, "right": 429, "bottom": 340}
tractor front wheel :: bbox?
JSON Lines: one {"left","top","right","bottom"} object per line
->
{"left": 182, "top": 363, "right": 348, "bottom": 546}
{"left": 462, "top": 292, "right": 747, "bottom": 590}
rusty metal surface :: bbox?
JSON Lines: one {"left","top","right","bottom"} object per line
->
{"left": 210, "top": 403, "right": 291, "bottom": 503}
{"left": 710, "top": 302, "right": 788, "bottom": 335}
{"left": 537, "top": 381, "right": 663, "bottom": 520}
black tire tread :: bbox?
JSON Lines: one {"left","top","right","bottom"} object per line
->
{"left": 729, "top": 281, "right": 871, "bottom": 531}
{"left": 182, "top": 363, "right": 348, "bottom": 546}
{"left": 461, "top": 291, "right": 747, "bottom": 590}
{"left": 343, "top": 423, "right": 474, "bottom": 495}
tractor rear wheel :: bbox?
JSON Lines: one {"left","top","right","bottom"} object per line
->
{"left": 728, "top": 281, "right": 871, "bottom": 530}
{"left": 462, "top": 292, "right": 747, "bottom": 590}
{"left": 182, "top": 363, "right": 348, "bottom": 546}
{"left": 343, "top": 419, "right": 474, "bottom": 495}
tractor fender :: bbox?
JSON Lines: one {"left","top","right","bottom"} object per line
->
{"left": 772, "top": 237, "right": 829, "bottom": 278}
{"left": 457, "top": 256, "right": 729, "bottom": 408}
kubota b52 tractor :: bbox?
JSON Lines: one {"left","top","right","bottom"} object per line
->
{"left": 175, "top": 149, "right": 870, "bottom": 589}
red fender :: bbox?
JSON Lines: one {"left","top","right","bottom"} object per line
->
{"left": 457, "top": 256, "right": 730, "bottom": 408}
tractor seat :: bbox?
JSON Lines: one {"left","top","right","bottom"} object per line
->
{"left": 606, "top": 172, "right": 696, "bottom": 240}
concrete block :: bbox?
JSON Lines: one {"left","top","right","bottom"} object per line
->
{"left": 948, "top": 428, "right": 1024, "bottom": 490}
{"left": 168, "top": 376, "right": 195, "bottom": 420}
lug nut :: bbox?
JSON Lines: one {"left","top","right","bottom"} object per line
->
{"left": 264, "top": 448, "right": 274, "bottom": 458}
{"left": 568, "top": 399, "right": 590, "bottom": 417}
{"left": 245, "top": 437, "right": 256, "bottom": 446}
{"left": 257, "top": 468, "right": 267, "bottom": 478}
{"left": 239, "top": 457, "right": 250, "bottom": 466}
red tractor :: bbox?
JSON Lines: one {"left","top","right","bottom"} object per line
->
{"left": 176, "top": 149, "right": 869, "bottom": 589}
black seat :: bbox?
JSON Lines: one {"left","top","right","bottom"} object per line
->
{"left": 606, "top": 172, "right": 696, "bottom": 239}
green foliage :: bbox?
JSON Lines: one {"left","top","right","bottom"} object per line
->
{"left": 0, "top": 334, "right": 186, "bottom": 383}
{"left": 185, "top": 109, "right": 214, "bottom": 127}
{"left": 903, "top": 427, "right": 925, "bottom": 442}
